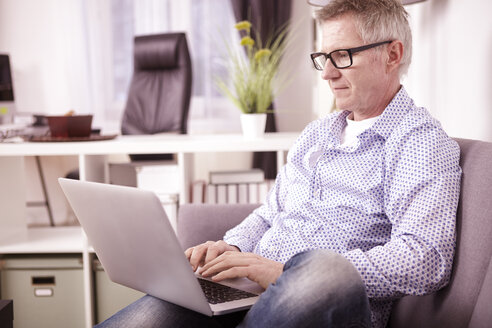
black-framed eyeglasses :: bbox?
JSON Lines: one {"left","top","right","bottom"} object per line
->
{"left": 310, "top": 40, "right": 392, "bottom": 70}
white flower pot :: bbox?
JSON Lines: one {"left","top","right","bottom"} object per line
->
{"left": 240, "top": 113, "right": 267, "bottom": 139}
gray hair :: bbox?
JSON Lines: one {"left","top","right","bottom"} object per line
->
{"left": 315, "top": 0, "right": 412, "bottom": 78}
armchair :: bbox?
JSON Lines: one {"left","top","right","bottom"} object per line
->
{"left": 176, "top": 138, "right": 492, "bottom": 327}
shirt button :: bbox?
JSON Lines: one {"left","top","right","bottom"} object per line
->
{"left": 313, "top": 189, "right": 320, "bottom": 198}
{"left": 269, "top": 246, "right": 276, "bottom": 252}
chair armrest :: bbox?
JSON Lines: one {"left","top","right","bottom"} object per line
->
{"left": 177, "top": 204, "right": 260, "bottom": 250}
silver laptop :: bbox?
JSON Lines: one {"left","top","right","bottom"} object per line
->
{"left": 58, "top": 178, "right": 262, "bottom": 316}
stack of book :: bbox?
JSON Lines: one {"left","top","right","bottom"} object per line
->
{"left": 191, "top": 169, "right": 275, "bottom": 204}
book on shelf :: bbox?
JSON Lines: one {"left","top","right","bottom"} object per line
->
{"left": 190, "top": 180, "right": 275, "bottom": 204}
{"left": 238, "top": 184, "right": 248, "bottom": 204}
{"left": 227, "top": 184, "right": 238, "bottom": 204}
{"left": 217, "top": 185, "right": 227, "bottom": 204}
{"left": 209, "top": 169, "right": 264, "bottom": 185}
{"left": 258, "top": 182, "right": 269, "bottom": 203}
{"left": 248, "top": 183, "right": 258, "bottom": 203}
{"left": 191, "top": 180, "right": 206, "bottom": 204}
{"left": 205, "top": 184, "right": 217, "bottom": 204}
{"left": 191, "top": 179, "right": 275, "bottom": 205}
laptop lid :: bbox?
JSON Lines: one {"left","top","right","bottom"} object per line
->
{"left": 58, "top": 178, "right": 260, "bottom": 316}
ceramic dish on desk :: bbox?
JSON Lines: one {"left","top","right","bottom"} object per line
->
{"left": 25, "top": 134, "right": 118, "bottom": 142}
{"left": 25, "top": 113, "right": 118, "bottom": 142}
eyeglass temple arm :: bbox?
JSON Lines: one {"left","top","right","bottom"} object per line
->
{"left": 348, "top": 40, "right": 393, "bottom": 55}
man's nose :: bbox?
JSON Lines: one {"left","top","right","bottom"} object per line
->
{"left": 321, "top": 59, "right": 341, "bottom": 80}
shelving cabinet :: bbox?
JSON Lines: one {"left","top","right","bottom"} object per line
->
{"left": 0, "top": 132, "right": 297, "bottom": 328}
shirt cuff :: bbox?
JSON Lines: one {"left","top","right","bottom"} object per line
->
{"left": 223, "top": 236, "right": 255, "bottom": 253}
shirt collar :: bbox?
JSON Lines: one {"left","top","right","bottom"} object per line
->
{"left": 325, "top": 86, "right": 413, "bottom": 142}
{"left": 326, "top": 110, "right": 350, "bottom": 144}
{"left": 369, "top": 86, "right": 413, "bottom": 140}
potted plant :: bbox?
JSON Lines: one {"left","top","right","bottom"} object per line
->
{"left": 216, "top": 20, "right": 290, "bottom": 138}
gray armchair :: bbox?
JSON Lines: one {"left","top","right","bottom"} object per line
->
{"left": 176, "top": 138, "right": 492, "bottom": 327}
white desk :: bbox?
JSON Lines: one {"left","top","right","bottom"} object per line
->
{"left": 0, "top": 132, "right": 298, "bottom": 327}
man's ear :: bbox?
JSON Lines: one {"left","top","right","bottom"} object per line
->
{"left": 386, "top": 40, "right": 403, "bottom": 73}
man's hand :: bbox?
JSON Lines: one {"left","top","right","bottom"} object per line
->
{"left": 199, "top": 251, "right": 284, "bottom": 289}
{"left": 185, "top": 240, "right": 240, "bottom": 271}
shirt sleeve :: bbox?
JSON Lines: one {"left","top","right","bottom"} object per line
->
{"left": 343, "top": 122, "right": 462, "bottom": 300}
{"left": 222, "top": 145, "right": 294, "bottom": 252}
{"left": 223, "top": 120, "right": 322, "bottom": 253}
{"left": 222, "top": 187, "right": 278, "bottom": 252}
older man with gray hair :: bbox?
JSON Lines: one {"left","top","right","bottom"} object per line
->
{"left": 97, "top": 1, "right": 461, "bottom": 327}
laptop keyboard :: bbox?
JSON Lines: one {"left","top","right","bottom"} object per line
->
{"left": 198, "top": 278, "right": 257, "bottom": 304}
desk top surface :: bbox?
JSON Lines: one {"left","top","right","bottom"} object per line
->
{"left": 0, "top": 132, "right": 300, "bottom": 156}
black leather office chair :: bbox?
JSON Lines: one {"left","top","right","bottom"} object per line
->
{"left": 66, "top": 33, "right": 192, "bottom": 181}
{"left": 122, "top": 32, "right": 192, "bottom": 160}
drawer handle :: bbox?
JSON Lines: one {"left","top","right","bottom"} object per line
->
{"left": 34, "top": 288, "right": 53, "bottom": 297}
{"left": 32, "top": 276, "right": 55, "bottom": 285}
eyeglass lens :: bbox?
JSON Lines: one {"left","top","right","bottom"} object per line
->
{"left": 313, "top": 50, "right": 351, "bottom": 70}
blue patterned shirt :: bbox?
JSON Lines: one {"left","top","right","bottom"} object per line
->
{"left": 224, "top": 87, "right": 462, "bottom": 327}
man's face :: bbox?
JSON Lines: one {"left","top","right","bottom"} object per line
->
{"left": 321, "top": 14, "right": 394, "bottom": 120}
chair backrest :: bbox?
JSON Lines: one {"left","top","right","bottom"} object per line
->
{"left": 177, "top": 204, "right": 260, "bottom": 250}
{"left": 388, "top": 138, "right": 492, "bottom": 327}
{"left": 121, "top": 32, "right": 192, "bottom": 136}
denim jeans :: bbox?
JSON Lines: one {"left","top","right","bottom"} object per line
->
{"left": 95, "top": 249, "right": 371, "bottom": 328}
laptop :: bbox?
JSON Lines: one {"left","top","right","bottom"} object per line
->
{"left": 58, "top": 178, "right": 263, "bottom": 316}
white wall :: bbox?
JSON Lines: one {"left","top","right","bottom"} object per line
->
{"left": 197, "top": 0, "right": 492, "bottom": 182}
{"left": 275, "top": 0, "right": 317, "bottom": 132}
{"left": 313, "top": 0, "right": 492, "bottom": 142}
{"left": 403, "top": 0, "right": 492, "bottom": 141}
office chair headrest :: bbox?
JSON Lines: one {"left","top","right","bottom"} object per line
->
{"left": 134, "top": 33, "right": 186, "bottom": 70}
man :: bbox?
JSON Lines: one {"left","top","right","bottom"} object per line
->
{"left": 97, "top": 0, "right": 461, "bottom": 327}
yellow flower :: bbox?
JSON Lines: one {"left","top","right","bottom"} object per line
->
{"left": 234, "top": 21, "right": 252, "bottom": 31}
{"left": 0, "top": 107, "right": 8, "bottom": 115}
{"left": 254, "top": 49, "right": 272, "bottom": 61}
{"left": 240, "top": 36, "right": 255, "bottom": 47}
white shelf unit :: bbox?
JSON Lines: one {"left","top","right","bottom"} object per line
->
{"left": 0, "top": 132, "right": 298, "bottom": 328}
{"left": 0, "top": 226, "right": 85, "bottom": 254}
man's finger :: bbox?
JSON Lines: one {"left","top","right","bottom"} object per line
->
{"left": 184, "top": 247, "right": 194, "bottom": 260}
{"left": 203, "top": 240, "right": 233, "bottom": 264}
{"left": 200, "top": 252, "right": 256, "bottom": 276}
{"left": 189, "top": 244, "right": 210, "bottom": 270}
{"left": 204, "top": 247, "right": 221, "bottom": 264}
{"left": 211, "top": 266, "right": 249, "bottom": 282}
